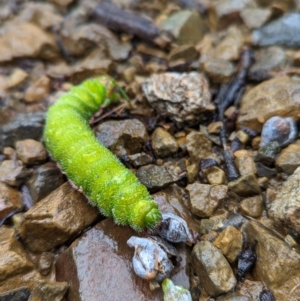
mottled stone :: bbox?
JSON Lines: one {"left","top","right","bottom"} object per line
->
{"left": 237, "top": 77, "right": 300, "bottom": 132}
{"left": 205, "top": 166, "right": 226, "bottom": 185}
{"left": 228, "top": 173, "right": 260, "bottom": 197}
{"left": 192, "top": 241, "right": 236, "bottom": 297}
{"left": 255, "top": 142, "right": 281, "bottom": 166}
{"left": 96, "top": 119, "right": 148, "bottom": 157}
{"left": 142, "top": 72, "right": 214, "bottom": 127}
{"left": 15, "top": 139, "right": 47, "bottom": 165}
{"left": 20, "top": 182, "right": 99, "bottom": 252}
{"left": 186, "top": 183, "right": 228, "bottom": 218}
{"left": 127, "top": 152, "right": 154, "bottom": 168}
{"left": 161, "top": 10, "right": 207, "bottom": 45}
{"left": 213, "top": 226, "right": 243, "bottom": 263}
{"left": 151, "top": 127, "right": 178, "bottom": 158}
{"left": 186, "top": 131, "right": 212, "bottom": 164}
{"left": 207, "top": 121, "right": 222, "bottom": 134}
{"left": 244, "top": 221, "right": 300, "bottom": 301}
{"left": 275, "top": 144, "right": 300, "bottom": 174}
{"left": 186, "top": 164, "right": 198, "bottom": 184}
{"left": 239, "top": 195, "right": 263, "bottom": 218}
{"left": 234, "top": 150, "right": 257, "bottom": 176}
{"left": 37, "top": 252, "right": 54, "bottom": 276}
{"left": 270, "top": 167, "right": 300, "bottom": 232}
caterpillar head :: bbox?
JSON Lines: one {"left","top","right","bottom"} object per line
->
{"left": 96, "top": 75, "right": 128, "bottom": 104}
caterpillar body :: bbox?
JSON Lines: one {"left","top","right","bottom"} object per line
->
{"left": 44, "top": 76, "right": 162, "bottom": 231}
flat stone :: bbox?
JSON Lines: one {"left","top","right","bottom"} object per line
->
{"left": 19, "top": 182, "right": 99, "bottom": 252}
{"left": 15, "top": 139, "right": 47, "bottom": 165}
{"left": 239, "top": 195, "right": 263, "bottom": 218}
{"left": 205, "top": 166, "right": 226, "bottom": 185}
{"left": 151, "top": 127, "right": 178, "bottom": 158}
{"left": 161, "top": 10, "right": 207, "bottom": 45}
{"left": 213, "top": 226, "right": 243, "bottom": 263}
{"left": 192, "top": 241, "right": 236, "bottom": 297}
{"left": 237, "top": 77, "right": 300, "bottom": 132}
{"left": 244, "top": 221, "right": 300, "bottom": 301}
{"left": 228, "top": 173, "right": 260, "bottom": 197}
{"left": 168, "top": 44, "right": 199, "bottom": 62}
{"left": 240, "top": 7, "right": 271, "bottom": 29}
{"left": 186, "top": 183, "right": 228, "bottom": 218}
{"left": 0, "top": 227, "right": 41, "bottom": 293}
{"left": 234, "top": 150, "right": 257, "bottom": 176}
{"left": 275, "top": 144, "right": 300, "bottom": 174}
{"left": 186, "top": 131, "right": 212, "bottom": 164}
{"left": 270, "top": 167, "right": 300, "bottom": 232}
{"left": 56, "top": 218, "right": 190, "bottom": 300}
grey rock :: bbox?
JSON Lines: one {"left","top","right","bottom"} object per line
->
{"left": 0, "top": 287, "right": 31, "bottom": 301}
{"left": 216, "top": 292, "right": 252, "bottom": 300}
{"left": 192, "top": 241, "right": 236, "bottom": 297}
{"left": 252, "top": 13, "right": 300, "bottom": 48}
{"left": 0, "top": 112, "right": 45, "bottom": 152}
{"left": 127, "top": 152, "right": 154, "bottom": 168}
{"left": 260, "top": 116, "right": 297, "bottom": 148}
{"left": 26, "top": 162, "right": 65, "bottom": 205}
{"left": 255, "top": 141, "right": 281, "bottom": 166}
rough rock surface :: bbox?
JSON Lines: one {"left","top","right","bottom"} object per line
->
{"left": 192, "top": 241, "right": 236, "bottom": 297}
{"left": 186, "top": 183, "right": 228, "bottom": 218}
{"left": 270, "top": 167, "right": 300, "bottom": 232}
{"left": 142, "top": 72, "right": 214, "bottom": 127}
{"left": 20, "top": 182, "right": 99, "bottom": 252}
{"left": 244, "top": 221, "right": 300, "bottom": 301}
{"left": 237, "top": 77, "right": 300, "bottom": 132}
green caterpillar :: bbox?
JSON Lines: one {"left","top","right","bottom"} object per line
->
{"left": 44, "top": 76, "right": 162, "bottom": 231}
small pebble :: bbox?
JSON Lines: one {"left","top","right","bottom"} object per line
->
{"left": 260, "top": 116, "right": 297, "bottom": 148}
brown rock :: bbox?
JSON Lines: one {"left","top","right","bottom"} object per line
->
{"left": 96, "top": 119, "right": 148, "bottom": 157}
{"left": 0, "top": 183, "right": 23, "bottom": 221}
{"left": 29, "top": 280, "right": 68, "bottom": 301}
{"left": 168, "top": 44, "right": 199, "bottom": 62}
{"left": 240, "top": 7, "right": 271, "bottom": 29}
{"left": 0, "top": 160, "right": 31, "bottom": 187}
{"left": 186, "top": 183, "right": 228, "bottom": 218}
{"left": 192, "top": 241, "right": 236, "bottom": 297}
{"left": 205, "top": 166, "right": 226, "bottom": 185}
{"left": 228, "top": 173, "right": 260, "bottom": 197}
{"left": 187, "top": 164, "right": 198, "bottom": 183}
{"left": 207, "top": 121, "right": 222, "bottom": 134}
{"left": 0, "top": 22, "right": 59, "bottom": 62}
{"left": 15, "top": 139, "right": 47, "bottom": 165}
{"left": 275, "top": 144, "right": 300, "bottom": 174}
{"left": 234, "top": 150, "right": 257, "bottom": 176}
{"left": 239, "top": 195, "right": 263, "bottom": 218}
{"left": 6, "top": 68, "right": 28, "bottom": 89}
{"left": 269, "top": 167, "right": 300, "bottom": 233}
{"left": 244, "top": 221, "right": 300, "bottom": 301}
{"left": 213, "top": 226, "right": 243, "bottom": 263}
{"left": 151, "top": 127, "right": 178, "bottom": 158}
{"left": 56, "top": 218, "right": 190, "bottom": 300}
{"left": 186, "top": 131, "right": 212, "bottom": 164}
{"left": 0, "top": 227, "right": 42, "bottom": 293}
{"left": 24, "top": 75, "right": 51, "bottom": 103}
{"left": 237, "top": 77, "right": 300, "bottom": 132}
{"left": 20, "top": 182, "right": 99, "bottom": 252}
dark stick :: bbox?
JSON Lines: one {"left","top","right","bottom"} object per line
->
{"left": 92, "top": 1, "right": 160, "bottom": 42}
